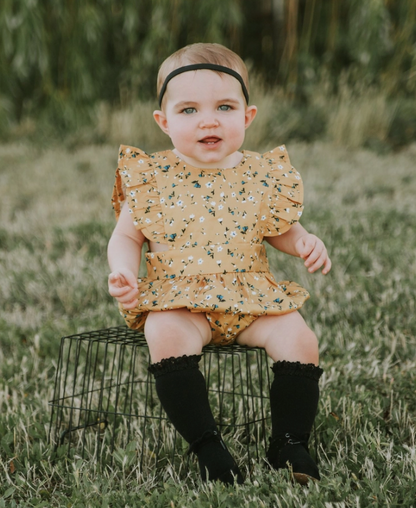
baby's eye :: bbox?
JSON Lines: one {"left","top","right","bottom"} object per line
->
{"left": 218, "top": 105, "right": 232, "bottom": 111}
{"left": 182, "top": 107, "right": 197, "bottom": 114}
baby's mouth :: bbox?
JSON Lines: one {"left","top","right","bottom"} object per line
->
{"left": 199, "top": 136, "right": 222, "bottom": 145}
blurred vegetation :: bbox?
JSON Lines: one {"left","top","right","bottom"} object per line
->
{"left": 1, "top": 0, "right": 415, "bottom": 149}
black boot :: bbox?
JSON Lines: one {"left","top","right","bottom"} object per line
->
{"left": 266, "top": 360, "right": 323, "bottom": 485}
{"left": 148, "top": 354, "right": 243, "bottom": 485}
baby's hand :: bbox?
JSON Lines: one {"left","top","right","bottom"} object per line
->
{"left": 108, "top": 270, "right": 139, "bottom": 309}
{"left": 295, "top": 234, "right": 331, "bottom": 274}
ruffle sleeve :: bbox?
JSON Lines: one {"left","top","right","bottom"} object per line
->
{"left": 260, "top": 145, "right": 304, "bottom": 236}
{"left": 111, "top": 145, "right": 165, "bottom": 242}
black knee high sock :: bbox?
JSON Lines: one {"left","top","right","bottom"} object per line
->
{"left": 149, "top": 355, "right": 216, "bottom": 442}
{"left": 148, "top": 355, "right": 243, "bottom": 484}
{"left": 267, "top": 360, "right": 323, "bottom": 481}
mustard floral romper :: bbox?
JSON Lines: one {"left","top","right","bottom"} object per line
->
{"left": 112, "top": 145, "right": 309, "bottom": 345}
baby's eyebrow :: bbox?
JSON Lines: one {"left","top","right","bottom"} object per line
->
{"left": 217, "top": 98, "right": 240, "bottom": 104}
{"left": 175, "top": 101, "right": 198, "bottom": 107}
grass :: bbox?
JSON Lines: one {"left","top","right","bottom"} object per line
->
{"left": 1, "top": 138, "right": 416, "bottom": 507}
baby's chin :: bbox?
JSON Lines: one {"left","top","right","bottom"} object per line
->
{"left": 173, "top": 147, "right": 243, "bottom": 169}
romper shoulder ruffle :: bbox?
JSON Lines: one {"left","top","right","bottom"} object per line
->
{"left": 257, "top": 145, "right": 304, "bottom": 236}
{"left": 111, "top": 144, "right": 165, "bottom": 243}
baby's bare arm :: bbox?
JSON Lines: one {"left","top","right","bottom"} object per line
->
{"left": 265, "top": 223, "right": 331, "bottom": 274}
{"left": 108, "top": 203, "right": 145, "bottom": 308}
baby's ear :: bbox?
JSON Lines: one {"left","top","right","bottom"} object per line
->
{"left": 153, "top": 110, "right": 170, "bottom": 135}
{"left": 244, "top": 105, "right": 257, "bottom": 129}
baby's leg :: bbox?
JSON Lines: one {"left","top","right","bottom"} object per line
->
{"left": 145, "top": 308, "right": 212, "bottom": 363}
{"left": 236, "top": 311, "right": 319, "bottom": 364}
{"left": 145, "top": 309, "right": 242, "bottom": 485}
{"left": 237, "top": 311, "right": 322, "bottom": 484}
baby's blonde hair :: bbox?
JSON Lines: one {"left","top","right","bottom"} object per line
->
{"left": 157, "top": 43, "right": 249, "bottom": 105}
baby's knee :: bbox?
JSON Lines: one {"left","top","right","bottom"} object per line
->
{"left": 144, "top": 309, "right": 210, "bottom": 362}
{"left": 145, "top": 311, "right": 183, "bottom": 342}
{"left": 266, "top": 321, "right": 319, "bottom": 365}
{"left": 298, "top": 327, "right": 319, "bottom": 351}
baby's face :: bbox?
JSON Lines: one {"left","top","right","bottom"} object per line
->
{"left": 154, "top": 70, "right": 257, "bottom": 169}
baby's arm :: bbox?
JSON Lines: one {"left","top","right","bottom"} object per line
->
{"left": 108, "top": 202, "right": 145, "bottom": 309}
{"left": 265, "top": 223, "right": 331, "bottom": 274}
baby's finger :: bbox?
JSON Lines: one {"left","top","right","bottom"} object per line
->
{"left": 122, "top": 271, "right": 138, "bottom": 291}
{"left": 299, "top": 236, "right": 317, "bottom": 259}
{"left": 116, "top": 287, "right": 140, "bottom": 303}
{"left": 121, "top": 298, "right": 139, "bottom": 310}
{"left": 108, "top": 272, "right": 122, "bottom": 287}
{"left": 306, "top": 251, "right": 327, "bottom": 273}
{"left": 109, "top": 285, "right": 133, "bottom": 298}
{"left": 304, "top": 245, "right": 324, "bottom": 268}
{"left": 321, "top": 256, "right": 332, "bottom": 275}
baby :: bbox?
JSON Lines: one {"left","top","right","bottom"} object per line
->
{"left": 108, "top": 42, "right": 331, "bottom": 485}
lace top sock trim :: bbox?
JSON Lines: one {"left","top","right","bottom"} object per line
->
{"left": 148, "top": 354, "right": 202, "bottom": 377}
{"left": 271, "top": 360, "right": 323, "bottom": 381}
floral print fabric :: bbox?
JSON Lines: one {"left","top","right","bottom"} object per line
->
{"left": 111, "top": 145, "right": 309, "bottom": 345}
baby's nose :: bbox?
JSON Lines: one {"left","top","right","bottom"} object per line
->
{"left": 199, "top": 115, "right": 219, "bottom": 128}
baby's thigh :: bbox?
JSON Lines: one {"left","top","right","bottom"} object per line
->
{"left": 237, "top": 312, "right": 319, "bottom": 363}
{"left": 144, "top": 309, "right": 212, "bottom": 362}
{"left": 237, "top": 311, "right": 315, "bottom": 348}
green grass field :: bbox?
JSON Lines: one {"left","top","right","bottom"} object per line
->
{"left": 1, "top": 140, "right": 416, "bottom": 507}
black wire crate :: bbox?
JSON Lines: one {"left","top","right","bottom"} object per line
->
{"left": 48, "top": 326, "right": 272, "bottom": 477}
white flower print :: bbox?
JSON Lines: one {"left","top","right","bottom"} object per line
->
{"left": 126, "top": 148, "right": 131, "bottom": 153}
{"left": 230, "top": 231, "right": 237, "bottom": 238}
{"left": 199, "top": 216, "right": 205, "bottom": 222}
{"left": 198, "top": 258, "right": 204, "bottom": 264}
{"left": 218, "top": 204, "right": 224, "bottom": 210}
{"left": 188, "top": 255, "right": 194, "bottom": 260}
{"left": 278, "top": 165, "right": 283, "bottom": 169}
{"left": 205, "top": 295, "right": 212, "bottom": 300}
{"left": 206, "top": 182, "right": 213, "bottom": 188}
{"left": 217, "top": 246, "right": 223, "bottom": 252}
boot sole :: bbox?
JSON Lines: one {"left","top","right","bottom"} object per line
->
{"left": 292, "top": 472, "right": 319, "bottom": 485}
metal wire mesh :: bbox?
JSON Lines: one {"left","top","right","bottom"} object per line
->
{"left": 48, "top": 326, "right": 272, "bottom": 478}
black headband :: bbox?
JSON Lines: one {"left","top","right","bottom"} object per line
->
{"left": 158, "top": 63, "right": 249, "bottom": 107}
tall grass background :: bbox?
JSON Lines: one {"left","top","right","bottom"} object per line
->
{"left": 1, "top": 0, "right": 416, "bottom": 506}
